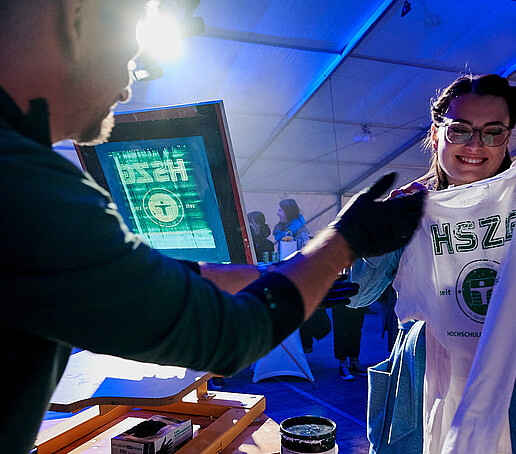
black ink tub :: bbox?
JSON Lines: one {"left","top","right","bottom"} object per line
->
{"left": 279, "top": 415, "right": 337, "bottom": 453}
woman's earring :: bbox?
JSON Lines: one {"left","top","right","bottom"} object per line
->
{"left": 430, "top": 124, "right": 439, "bottom": 152}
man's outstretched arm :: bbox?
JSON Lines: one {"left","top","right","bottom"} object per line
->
{"left": 201, "top": 173, "right": 425, "bottom": 322}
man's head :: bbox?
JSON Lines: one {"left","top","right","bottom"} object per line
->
{"left": 0, "top": 0, "right": 149, "bottom": 145}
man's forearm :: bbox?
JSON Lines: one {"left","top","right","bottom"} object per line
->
{"left": 200, "top": 227, "right": 355, "bottom": 320}
{"left": 199, "top": 262, "right": 260, "bottom": 295}
{"left": 200, "top": 173, "right": 424, "bottom": 323}
{"left": 275, "top": 228, "right": 355, "bottom": 320}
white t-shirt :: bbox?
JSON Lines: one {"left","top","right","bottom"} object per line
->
{"left": 394, "top": 165, "right": 516, "bottom": 454}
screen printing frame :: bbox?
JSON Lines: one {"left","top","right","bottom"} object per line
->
{"left": 74, "top": 101, "right": 254, "bottom": 264}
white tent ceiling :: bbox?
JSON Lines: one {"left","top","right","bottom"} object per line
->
{"left": 57, "top": 0, "right": 516, "bottom": 232}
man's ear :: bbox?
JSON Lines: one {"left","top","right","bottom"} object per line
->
{"left": 59, "top": 0, "right": 83, "bottom": 61}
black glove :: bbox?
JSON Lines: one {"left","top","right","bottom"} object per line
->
{"left": 331, "top": 173, "right": 425, "bottom": 258}
{"left": 319, "top": 276, "right": 359, "bottom": 309}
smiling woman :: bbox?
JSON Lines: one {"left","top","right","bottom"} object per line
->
{"left": 348, "top": 73, "right": 516, "bottom": 454}
{"left": 430, "top": 94, "right": 510, "bottom": 187}
{"left": 422, "top": 74, "right": 515, "bottom": 190}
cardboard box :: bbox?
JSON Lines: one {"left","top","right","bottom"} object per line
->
{"left": 111, "top": 414, "right": 193, "bottom": 454}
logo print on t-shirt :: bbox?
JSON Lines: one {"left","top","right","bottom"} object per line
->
{"left": 455, "top": 259, "right": 499, "bottom": 323}
{"left": 143, "top": 188, "right": 184, "bottom": 227}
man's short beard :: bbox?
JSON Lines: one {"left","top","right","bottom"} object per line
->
{"left": 74, "top": 111, "right": 115, "bottom": 146}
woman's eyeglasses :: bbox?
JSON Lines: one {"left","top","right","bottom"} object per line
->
{"left": 439, "top": 120, "right": 511, "bottom": 147}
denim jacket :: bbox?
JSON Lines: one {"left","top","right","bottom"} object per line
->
{"left": 367, "top": 320, "right": 426, "bottom": 454}
{"left": 346, "top": 250, "right": 401, "bottom": 309}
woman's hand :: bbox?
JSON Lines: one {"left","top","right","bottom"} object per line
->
{"left": 331, "top": 173, "right": 426, "bottom": 258}
{"left": 388, "top": 182, "right": 426, "bottom": 199}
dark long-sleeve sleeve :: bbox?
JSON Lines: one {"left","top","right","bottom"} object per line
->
{"left": 1, "top": 136, "right": 304, "bottom": 375}
{"left": 0, "top": 128, "right": 304, "bottom": 454}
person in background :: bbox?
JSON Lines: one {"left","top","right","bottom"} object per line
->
{"left": 332, "top": 303, "right": 368, "bottom": 381}
{"left": 248, "top": 211, "right": 274, "bottom": 262}
{"left": 350, "top": 74, "right": 516, "bottom": 454}
{"left": 0, "top": 2, "right": 426, "bottom": 453}
{"left": 273, "top": 198, "right": 310, "bottom": 250}
{"left": 210, "top": 211, "right": 273, "bottom": 389}
{"left": 273, "top": 199, "right": 332, "bottom": 353}
{"left": 333, "top": 278, "right": 391, "bottom": 382}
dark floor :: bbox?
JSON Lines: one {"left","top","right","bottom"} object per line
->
{"left": 218, "top": 302, "right": 390, "bottom": 454}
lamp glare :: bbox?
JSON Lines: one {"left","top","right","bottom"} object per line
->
{"left": 136, "top": 3, "right": 183, "bottom": 61}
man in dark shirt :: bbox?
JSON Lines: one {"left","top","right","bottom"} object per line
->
{"left": 0, "top": 1, "right": 425, "bottom": 453}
